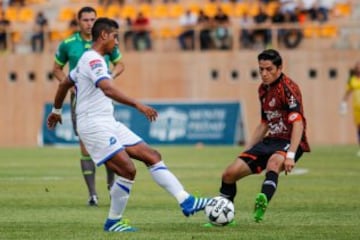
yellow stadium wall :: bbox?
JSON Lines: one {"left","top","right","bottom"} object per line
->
{"left": 0, "top": 50, "right": 356, "bottom": 147}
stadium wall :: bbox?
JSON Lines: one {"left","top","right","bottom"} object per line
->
{"left": 0, "top": 50, "right": 355, "bottom": 147}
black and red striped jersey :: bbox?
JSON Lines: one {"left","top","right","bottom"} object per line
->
{"left": 258, "top": 73, "right": 310, "bottom": 152}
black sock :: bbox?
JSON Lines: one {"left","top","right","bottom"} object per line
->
{"left": 220, "top": 181, "right": 237, "bottom": 202}
{"left": 261, "top": 171, "right": 278, "bottom": 202}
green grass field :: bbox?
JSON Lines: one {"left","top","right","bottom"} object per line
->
{"left": 0, "top": 145, "right": 359, "bottom": 240}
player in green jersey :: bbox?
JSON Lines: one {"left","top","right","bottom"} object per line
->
{"left": 52, "top": 6, "right": 125, "bottom": 206}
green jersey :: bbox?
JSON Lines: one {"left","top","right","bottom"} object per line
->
{"left": 54, "top": 32, "right": 122, "bottom": 71}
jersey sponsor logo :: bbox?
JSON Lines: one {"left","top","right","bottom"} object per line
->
{"left": 268, "top": 118, "right": 288, "bottom": 135}
{"left": 89, "top": 59, "right": 103, "bottom": 70}
{"left": 265, "top": 110, "right": 281, "bottom": 121}
{"left": 288, "top": 95, "right": 297, "bottom": 109}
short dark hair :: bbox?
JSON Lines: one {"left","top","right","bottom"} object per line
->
{"left": 258, "top": 49, "right": 282, "bottom": 67}
{"left": 77, "top": 6, "right": 96, "bottom": 20}
{"left": 91, "top": 17, "right": 119, "bottom": 41}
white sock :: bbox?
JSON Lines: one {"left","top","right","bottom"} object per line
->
{"left": 108, "top": 176, "right": 134, "bottom": 220}
{"left": 149, "top": 161, "right": 190, "bottom": 204}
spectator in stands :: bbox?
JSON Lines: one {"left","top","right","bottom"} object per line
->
{"left": 280, "top": 0, "right": 299, "bottom": 21}
{"left": 0, "top": 10, "right": 10, "bottom": 52}
{"left": 239, "top": 11, "right": 254, "bottom": 49}
{"left": 253, "top": 4, "right": 271, "bottom": 49}
{"left": 132, "top": 11, "right": 152, "bottom": 51}
{"left": 2, "top": 0, "right": 11, "bottom": 9}
{"left": 271, "top": 3, "right": 287, "bottom": 45}
{"left": 212, "top": 7, "right": 232, "bottom": 50}
{"left": 31, "top": 11, "right": 48, "bottom": 53}
{"left": 299, "top": 0, "right": 318, "bottom": 21}
{"left": 178, "top": 9, "right": 197, "bottom": 50}
{"left": 197, "top": 9, "right": 213, "bottom": 50}
{"left": 272, "top": 3, "right": 303, "bottom": 49}
{"left": 340, "top": 61, "right": 360, "bottom": 156}
{"left": 316, "top": 0, "right": 337, "bottom": 22}
{"left": 9, "top": 0, "right": 25, "bottom": 6}
{"left": 123, "top": 17, "right": 134, "bottom": 51}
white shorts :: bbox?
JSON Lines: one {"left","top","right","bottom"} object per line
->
{"left": 77, "top": 116, "right": 143, "bottom": 166}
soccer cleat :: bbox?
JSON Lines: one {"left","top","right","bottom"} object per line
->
{"left": 88, "top": 195, "right": 98, "bottom": 207}
{"left": 180, "top": 195, "right": 209, "bottom": 217}
{"left": 254, "top": 193, "right": 268, "bottom": 223}
{"left": 104, "top": 218, "right": 137, "bottom": 232}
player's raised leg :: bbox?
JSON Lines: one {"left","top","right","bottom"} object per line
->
{"left": 127, "top": 143, "right": 209, "bottom": 217}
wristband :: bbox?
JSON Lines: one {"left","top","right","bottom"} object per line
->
{"left": 52, "top": 107, "right": 62, "bottom": 115}
{"left": 286, "top": 151, "right": 295, "bottom": 159}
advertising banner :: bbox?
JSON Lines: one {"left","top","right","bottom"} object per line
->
{"left": 41, "top": 101, "right": 244, "bottom": 145}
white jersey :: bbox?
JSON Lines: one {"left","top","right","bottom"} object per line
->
{"left": 69, "top": 50, "right": 113, "bottom": 120}
{"left": 68, "top": 49, "right": 142, "bottom": 165}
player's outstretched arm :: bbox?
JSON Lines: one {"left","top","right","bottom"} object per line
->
{"left": 52, "top": 62, "right": 67, "bottom": 83}
{"left": 47, "top": 77, "right": 74, "bottom": 129}
{"left": 98, "top": 79, "right": 158, "bottom": 122}
{"left": 111, "top": 61, "right": 125, "bottom": 80}
{"left": 284, "top": 119, "right": 304, "bottom": 175}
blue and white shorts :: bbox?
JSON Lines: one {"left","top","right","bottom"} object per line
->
{"left": 77, "top": 116, "right": 142, "bottom": 166}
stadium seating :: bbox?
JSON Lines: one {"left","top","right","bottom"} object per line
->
{"left": 152, "top": 4, "right": 169, "bottom": 19}
{"left": 319, "top": 24, "right": 338, "bottom": 38}
{"left": 168, "top": 4, "right": 185, "bottom": 18}
{"left": 138, "top": 3, "right": 152, "bottom": 18}
{"left": 120, "top": 5, "right": 137, "bottom": 19}
{"left": 219, "top": 2, "right": 235, "bottom": 17}
{"left": 5, "top": 7, "right": 18, "bottom": 22}
{"left": 105, "top": 4, "right": 121, "bottom": 18}
{"left": 1, "top": 0, "right": 356, "bottom": 54}
{"left": 303, "top": 25, "right": 320, "bottom": 38}
{"left": 188, "top": 2, "right": 200, "bottom": 14}
{"left": 94, "top": 5, "right": 106, "bottom": 17}
{"left": 58, "top": 7, "right": 75, "bottom": 22}
{"left": 203, "top": 2, "right": 217, "bottom": 17}
{"left": 17, "top": 7, "right": 34, "bottom": 22}
{"left": 333, "top": 2, "right": 352, "bottom": 17}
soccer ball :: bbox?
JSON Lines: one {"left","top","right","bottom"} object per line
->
{"left": 204, "top": 196, "right": 235, "bottom": 226}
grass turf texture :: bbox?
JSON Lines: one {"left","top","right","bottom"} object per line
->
{"left": 0, "top": 145, "right": 359, "bottom": 240}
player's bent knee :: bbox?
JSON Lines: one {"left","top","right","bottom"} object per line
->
{"left": 267, "top": 156, "right": 284, "bottom": 172}
{"left": 144, "top": 149, "right": 162, "bottom": 165}
{"left": 151, "top": 149, "right": 161, "bottom": 160}
{"left": 126, "top": 167, "right": 136, "bottom": 179}
{"left": 222, "top": 167, "right": 239, "bottom": 182}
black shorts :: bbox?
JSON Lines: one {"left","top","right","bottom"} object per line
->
{"left": 70, "top": 91, "right": 78, "bottom": 136}
{"left": 239, "top": 137, "right": 303, "bottom": 174}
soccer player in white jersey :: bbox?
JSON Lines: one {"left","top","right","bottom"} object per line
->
{"left": 47, "top": 17, "right": 208, "bottom": 232}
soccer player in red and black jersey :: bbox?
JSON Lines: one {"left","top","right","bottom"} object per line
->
{"left": 219, "top": 49, "right": 310, "bottom": 223}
